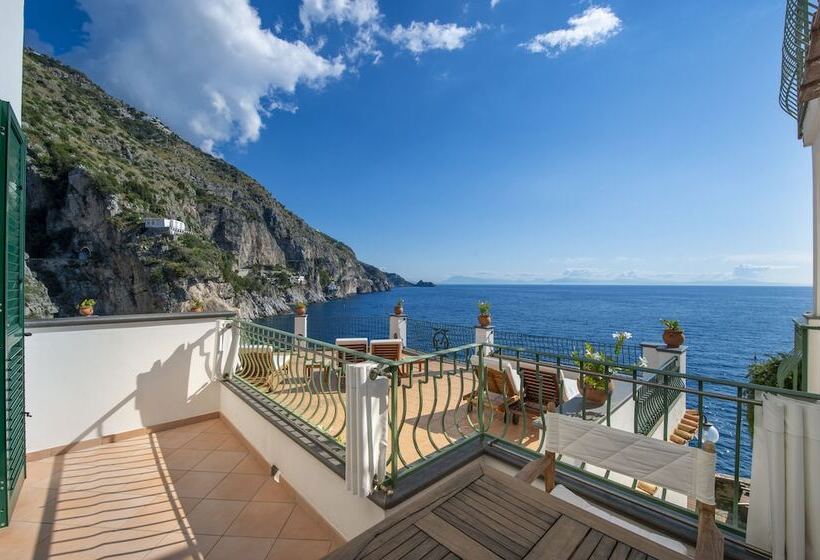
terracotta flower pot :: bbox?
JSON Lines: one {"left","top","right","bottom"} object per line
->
{"left": 478, "top": 314, "right": 491, "bottom": 327}
{"left": 576, "top": 378, "right": 613, "bottom": 407}
{"left": 79, "top": 306, "right": 94, "bottom": 317}
{"left": 663, "top": 329, "right": 684, "bottom": 348}
{"left": 295, "top": 306, "right": 306, "bottom": 317}
{"left": 394, "top": 305, "right": 404, "bottom": 316}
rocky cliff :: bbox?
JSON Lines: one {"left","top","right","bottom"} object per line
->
{"left": 22, "top": 50, "right": 405, "bottom": 319}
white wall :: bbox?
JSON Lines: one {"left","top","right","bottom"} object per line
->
{"left": 0, "top": 0, "right": 24, "bottom": 118}
{"left": 220, "top": 385, "right": 385, "bottom": 539}
{"left": 25, "top": 314, "right": 232, "bottom": 453}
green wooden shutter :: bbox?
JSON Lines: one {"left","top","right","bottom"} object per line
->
{"left": 0, "top": 101, "right": 26, "bottom": 528}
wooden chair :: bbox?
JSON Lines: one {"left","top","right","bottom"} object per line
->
{"left": 335, "top": 337, "right": 368, "bottom": 367}
{"left": 369, "top": 339, "right": 402, "bottom": 360}
{"left": 370, "top": 339, "right": 414, "bottom": 377}
{"left": 519, "top": 403, "right": 724, "bottom": 560}
{"left": 237, "top": 345, "right": 290, "bottom": 391}
{"left": 463, "top": 358, "right": 522, "bottom": 423}
{"left": 518, "top": 364, "right": 561, "bottom": 415}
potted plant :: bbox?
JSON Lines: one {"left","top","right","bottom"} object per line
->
{"left": 572, "top": 331, "right": 632, "bottom": 406}
{"left": 394, "top": 297, "right": 405, "bottom": 316}
{"left": 294, "top": 301, "right": 307, "bottom": 316}
{"left": 77, "top": 298, "right": 96, "bottom": 317}
{"left": 477, "top": 301, "right": 491, "bottom": 327}
{"left": 661, "top": 319, "right": 685, "bottom": 348}
{"left": 189, "top": 298, "right": 204, "bottom": 312}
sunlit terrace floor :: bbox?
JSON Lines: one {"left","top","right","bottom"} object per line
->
{"left": 236, "top": 355, "right": 582, "bottom": 468}
{"left": 0, "top": 417, "right": 343, "bottom": 560}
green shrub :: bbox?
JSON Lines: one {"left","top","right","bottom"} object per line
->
{"left": 746, "top": 353, "right": 802, "bottom": 435}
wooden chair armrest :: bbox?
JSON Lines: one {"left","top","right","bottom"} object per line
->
{"left": 515, "top": 452, "right": 555, "bottom": 492}
{"left": 695, "top": 502, "right": 724, "bottom": 560}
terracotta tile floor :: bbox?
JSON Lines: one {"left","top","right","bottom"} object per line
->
{"left": 0, "top": 418, "right": 343, "bottom": 560}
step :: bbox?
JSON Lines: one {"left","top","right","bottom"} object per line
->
{"left": 669, "top": 433, "right": 687, "bottom": 445}
{"left": 679, "top": 418, "right": 698, "bottom": 430}
{"left": 636, "top": 481, "right": 658, "bottom": 496}
{"left": 677, "top": 422, "right": 697, "bottom": 434}
{"left": 674, "top": 429, "right": 693, "bottom": 441}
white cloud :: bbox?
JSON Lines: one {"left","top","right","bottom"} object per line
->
{"left": 521, "top": 6, "right": 621, "bottom": 56}
{"left": 299, "top": 0, "right": 380, "bottom": 33}
{"left": 299, "top": 0, "right": 480, "bottom": 59}
{"left": 67, "top": 0, "right": 344, "bottom": 152}
{"left": 490, "top": 0, "right": 502, "bottom": 7}
{"left": 24, "top": 29, "right": 54, "bottom": 56}
{"left": 389, "top": 21, "right": 482, "bottom": 54}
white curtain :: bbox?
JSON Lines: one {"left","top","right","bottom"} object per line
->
{"left": 345, "top": 362, "right": 389, "bottom": 497}
{"left": 747, "top": 393, "right": 820, "bottom": 559}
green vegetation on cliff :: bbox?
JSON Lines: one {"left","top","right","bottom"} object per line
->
{"left": 22, "top": 50, "right": 400, "bottom": 318}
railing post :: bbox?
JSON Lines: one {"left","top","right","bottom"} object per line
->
{"left": 389, "top": 313, "right": 407, "bottom": 346}
{"left": 804, "top": 314, "right": 820, "bottom": 392}
{"left": 223, "top": 320, "right": 240, "bottom": 379}
{"left": 475, "top": 324, "right": 494, "bottom": 356}
{"left": 640, "top": 342, "right": 662, "bottom": 369}
{"left": 294, "top": 313, "right": 308, "bottom": 338}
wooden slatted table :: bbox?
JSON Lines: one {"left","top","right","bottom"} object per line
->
{"left": 325, "top": 459, "right": 690, "bottom": 560}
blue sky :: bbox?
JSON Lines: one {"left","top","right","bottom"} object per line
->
{"left": 24, "top": 1, "right": 812, "bottom": 285}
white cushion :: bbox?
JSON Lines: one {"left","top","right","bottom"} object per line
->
{"left": 550, "top": 484, "right": 690, "bottom": 555}
{"left": 370, "top": 339, "right": 402, "bottom": 348}
{"left": 335, "top": 337, "right": 368, "bottom": 347}
{"left": 470, "top": 355, "right": 521, "bottom": 393}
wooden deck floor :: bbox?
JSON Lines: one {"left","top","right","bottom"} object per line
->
{"left": 324, "top": 459, "right": 689, "bottom": 560}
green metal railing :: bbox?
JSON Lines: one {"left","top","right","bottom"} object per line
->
{"left": 227, "top": 320, "right": 820, "bottom": 536}
{"left": 780, "top": 0, "right": 817, "bottom": 123}
{"left": 633, "top": 356, "right": 684, "bottom": 435}
{"left": 776, "top": 320, "right": 811, "bottom": 391}
{"left": 231, "top": 321, "right": 393, "bottom": 460}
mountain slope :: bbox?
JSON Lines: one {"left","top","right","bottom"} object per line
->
{"left": 22, "top": 49, "right": 403, "bottom": 318}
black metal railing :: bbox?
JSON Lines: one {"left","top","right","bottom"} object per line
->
{"left": 492, "top": 328, "right": 643, "bottom": 366}
{"left": 406, "top": 318, "right": 474, "bottom": 353}
{"left": 780, "top": 0, "right": 817, "bottom": 121}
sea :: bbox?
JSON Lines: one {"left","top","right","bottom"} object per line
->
{"left": 260, "top": 284, "right": 812, "bottom": 475}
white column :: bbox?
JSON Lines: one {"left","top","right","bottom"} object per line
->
{"left": 475, "top": 326, "right": 494, "bottom": 356}
{"left": 802, "top": 99, "right": 820, "bottom": 392}
{"left": 389, "top": 314, "right": 407, "bottom": 346}
{"left": 294, "top": 315, "right": 307, "bottom": 338}
{"left": 806, "top": 314, "right": 820, "bottom": 394}
{"left": 640, "top": 342, "right": 686, "bottom": 373}
{"left": 812, "top": 140, "right": 820, "bottom": 316}
{"left": 221, "top": 320, "right": 240, "bottom": 378}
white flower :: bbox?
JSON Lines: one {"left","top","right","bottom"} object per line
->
{"left": 612, "top": 331, "right": 632, "bottom": 341}
{"left": 623, "top": 331, "right": 632, "bottom": 339}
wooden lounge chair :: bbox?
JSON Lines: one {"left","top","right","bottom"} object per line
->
{"left": 463, "top": 356, "right": 522, "bottom": 423}
{"left": 369, "top": 339, "right": 402, "bottom": 360}
{"left": 518, "top": 364, "right": 562, "bottom": 414}
{"left": 520, "top": 403, "right": 724, "bottom": 560}
{"left": 369, "top": 339, "right": 413, "bottom": 376}
{"left": 237, "top": 345, "right": 291, "bottom": 391}
{"left": 335, "top": 337, "right": 368, "bottom": 367}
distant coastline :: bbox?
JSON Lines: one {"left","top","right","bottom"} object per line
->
{"left": 440, "top": 276, "right": 809, "bottom": 287}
